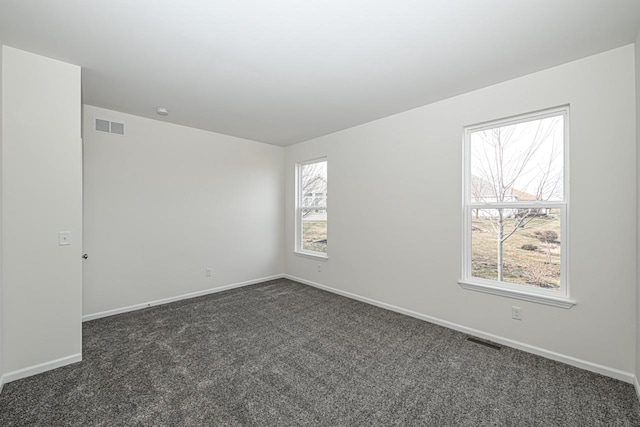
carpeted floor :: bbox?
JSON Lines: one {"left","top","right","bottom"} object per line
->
{"left": 0, "top": 278, "right": 639, "bottom": 426}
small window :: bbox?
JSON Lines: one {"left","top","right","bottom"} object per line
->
{"left": 295, "top": 158, "right": 327, "bottom": 257}
{"left": 461, "top": 107, "right": 572, "bottom": 306}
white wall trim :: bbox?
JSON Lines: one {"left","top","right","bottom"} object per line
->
{"left": 285, "top": 274, "right": 635, "bottom": 384}
{"left": 82, "top": 274, "right": 285, "bottom": 322}
{"left": 0, "top": 376, "right": 5, "bottom": 394}
{"left": 634, "top": 375, "right": 640, "bottom": 401}
{"left": 1, "top": 353, "right": 82, "bottom": 386}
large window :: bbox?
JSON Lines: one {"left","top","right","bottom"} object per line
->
{"left": 295, "top": 158, "right": 327, "bottom": 257}
{"left": 461, "top": 107, "right": 572, "bottom": 306}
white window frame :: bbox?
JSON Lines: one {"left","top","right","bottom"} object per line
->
{"left": 458, "top": 106, "right": 575, "bottom": 308}
{"left": 295, "top": 157, "right": 328, "bottom": 259}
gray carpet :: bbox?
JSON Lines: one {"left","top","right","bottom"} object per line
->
{"left": 0, "top": 278, "right": 639, "bottom": 426}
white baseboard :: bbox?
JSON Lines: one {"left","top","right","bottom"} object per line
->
{"left": 82, "top": 274, "right": 286, "bottom": 322}
{"left": 634, "top": 375, "right": 640, "bottom": 400}
{"left": 285, "top": 274, "right": 635, "bottom": 385}
{"left": 1, "top": 353, "right": 82, "bottom": 387}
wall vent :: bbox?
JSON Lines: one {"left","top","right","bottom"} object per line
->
{"left": 95, "top": 119, "right": 125, "bottom": 136}
{"left": 110, "top": 122, "right": 125, "bottom": 135}
{"left": 95, "top": 118, "right": 110, "bottom": 133}
{"left": 465, "top": 336, "right": 502, "bottom": 350}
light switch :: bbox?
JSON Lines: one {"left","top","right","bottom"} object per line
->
{"left": 58, "top": 231, "right": 71, "bottom": 246}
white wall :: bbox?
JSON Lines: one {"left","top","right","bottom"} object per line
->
{"left": 82, "top": 106, "right": 284, "bottom": 317}
{"left": 285, "top": 45, "right": 637, "bottom": 379}
{"left": 1, "top": 46, "right": 82, "bottom": 377}
{"left": 0, "top": 43, "right": 4, "bottom": 389}
{"left": 635, "top": 31, "right": 640, "bottom": 391}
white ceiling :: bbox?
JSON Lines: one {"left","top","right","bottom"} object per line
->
{"left": 1, "top": 1, "right": 639, "bottom": 146}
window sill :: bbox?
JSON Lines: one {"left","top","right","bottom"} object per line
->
{"left": 458, "top": 280, "right": 576, "bottom": 309}
{"left": 294, "top": 250, "right": 328, "bottom": 261}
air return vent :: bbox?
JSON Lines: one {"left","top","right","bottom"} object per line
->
{"left": 465, "top": 336, "right": 502, "bottom": 350}
{"left": 95, "top": 119, "right": 125, "bottom": 136}
{"left": 110, "top": 122, "right": 124, "bottom": 135}
{"left": 95, "top": 118, "right": 110, "bottom": 133}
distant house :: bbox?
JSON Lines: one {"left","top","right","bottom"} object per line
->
{"left": 471, "top": 176, "right": 517, "bottom": 203}
{"left": 302, "top": 175, "right": 327, "bottom": 221}
{"left": 471, "top": 176, "right": 548, "bottom": 217}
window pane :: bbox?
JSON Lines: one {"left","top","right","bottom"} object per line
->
{"left": 470, "top": 115, "right": 564, "bottom": 203}
{"left": 302, "top": 208, "right": 327, "bottom": 253}
{"left": 301, "top": 161, "right": 327, "bottom": 208}
{"left": 471, "top": 208, "right": 561, "bottom": 290}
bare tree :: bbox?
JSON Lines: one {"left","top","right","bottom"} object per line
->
{"left": 471, "top": 116, "right": 562, "bottom": 281}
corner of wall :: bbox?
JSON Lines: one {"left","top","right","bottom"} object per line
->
{"left": 280, "top": 145, "right": 287, "bottom": 276}
{"left": 635, "top": 29, "right": 640, "bottom": 401}
{"left": 0, "top": 42, "right": 5, "bottom": 390}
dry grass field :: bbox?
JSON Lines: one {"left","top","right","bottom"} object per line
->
{"left": 471, "top": 211, "right": 561, "bottom": 289}
{"left": 302, "top": 220, "right": 327, "bottom": 253}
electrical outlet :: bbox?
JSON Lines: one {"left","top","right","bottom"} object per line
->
{"left": 205, "top": 268, "right": 212, "bottom": 277}
{"left": 317, "top": 264, "right": 322, "bottom": 272}
{"left": 512, "top": 306, "right": 522, "bottom": 321}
